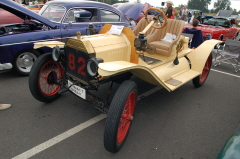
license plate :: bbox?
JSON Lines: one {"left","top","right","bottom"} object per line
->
{"left": 68, "top": 80, "right": 86, "bottom": 99}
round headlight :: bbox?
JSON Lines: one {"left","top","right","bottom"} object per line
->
{"left": 87, "top": 58, "right": 98, "bottom": 77}
{"left": 134, "top": 38, "right": 141, "bottom": 48}
{"left": 52, "top": 46, "right": 61, "bottom": 62}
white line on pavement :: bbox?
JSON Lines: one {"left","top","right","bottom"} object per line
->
{"left": 212, "top": 69, "right": 240, "bottom": 78}
{"left": 12, "top": 114, "right": 107, "bottom": 159}
{"left": 12, "top": 86, "right": 163, "bottom": 159}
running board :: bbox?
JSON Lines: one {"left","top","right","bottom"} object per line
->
{"left": 164, "top": 69, "right": 201, "bottom": 91}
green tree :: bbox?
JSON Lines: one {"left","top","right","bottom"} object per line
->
{"left": 232, "top": 9, "right": 237, "bottom": 15}
{"left": 210, "top": 9, "right": 215, "bottom": 13}
{"left": 213, "top": 0, "right": 231, "bottom": 13}
{"left": 187, "top": 0, "right": 211, "bottom": 12}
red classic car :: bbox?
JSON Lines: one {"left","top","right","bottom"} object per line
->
{"left": 184, "top": 17, "right": 240, "bottom": 41}
{"left": 0, "top": 0, "right": 24, "bottom": 25}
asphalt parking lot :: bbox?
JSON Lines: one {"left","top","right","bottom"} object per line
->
{"left": 1, "top": 58, "right": 240, "bottom": 159}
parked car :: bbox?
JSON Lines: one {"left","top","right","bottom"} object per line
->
{"left": 29, "top": 8, "right": 220, "bottom": 153}
{"left": 0, "top": 7, "right": 24, "bottom": 25}
{"left": 0, "top": 0, "right": 25, "bottom": 25}
{"left": 116, "top": 3, "right": 152, "bottom": 23}
{"left": 186, "top": 9, "right": 203, "bottom": 24}
{"left": 216, "top": 127, "right": 240, "bottom": 159}
{"left": 185, "top": 9, "right": 214, "bottom": 24}
{"left": 235, "top": 15, "right": 240, "bottom": 27}
{"left": 26, "top": 4, "right": 44, "bottom": 13}
{"left": 228, "top": 15, "right": 238, "bottom": 25}
{"left": 0, "top": 0, "right": 134, "bottom": 75}
{"left": 184, "top": 16, "right": 240, "bottom": 41}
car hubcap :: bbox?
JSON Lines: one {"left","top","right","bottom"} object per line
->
{"left": 17, "top": 53, "right": 37, "bottom": 73}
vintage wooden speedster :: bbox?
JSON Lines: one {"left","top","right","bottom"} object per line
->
{"left": 29, "top": 8, "right": 221, "bottom": 153}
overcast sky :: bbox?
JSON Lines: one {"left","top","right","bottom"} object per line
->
{"left": 128, "top": 0, "right": 240, "bottom": 11}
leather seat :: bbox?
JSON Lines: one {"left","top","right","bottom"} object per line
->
{"left": 133, "top": 17, "right": 155, "bottom": 37}
{"left": 146, "top": 19, "right": 185, "bottom": 56}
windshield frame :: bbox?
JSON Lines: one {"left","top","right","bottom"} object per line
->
{"left": 203, "top": 17, "right": 231, "bottom": 28}
{"left": 39, "top": 4, "right": 66, "bottom": 23}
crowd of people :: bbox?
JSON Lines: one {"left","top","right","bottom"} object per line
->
{"left": 164, "top": 1, "right": 203, "bottom": 48}
{"left": 22, "top": 0, "right": 49, "bottom": 5}
{"left": 165, "top": 1, "right": 189, "bottom": 21}
{"left": 28, "top": 0, "right": 38, "bottom": 5}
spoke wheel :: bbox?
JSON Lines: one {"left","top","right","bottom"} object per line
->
{"left": 104, "top": 80, "right": 137, "bottom": 153}
{"left": 38, "top": 61, "right": 62, "bottom": 97}
{"left": 29, "top": 53, "right": 63, "bottom": 103}
{"left": 117, "top": 91, "right": 135, "bottom": 144}
{"left": 192, "top": 54, "right": 212, "bottom": 88}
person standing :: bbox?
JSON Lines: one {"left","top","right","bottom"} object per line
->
{"left": 165, "top": 1, "right": 175, "bottom": 19}
{"left": 181, "top": 5, "right": 189, "bottom": 21}
{"left": 29, "top": 0, "right": 33, "bottom": 5}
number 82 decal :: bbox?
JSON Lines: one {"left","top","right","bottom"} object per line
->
{"left": 68, "top": 53, "right": 86, "bottom": 76}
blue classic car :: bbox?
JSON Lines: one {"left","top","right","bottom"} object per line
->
{"left": 0, "top": 0, "right": 134, "bottom": 75}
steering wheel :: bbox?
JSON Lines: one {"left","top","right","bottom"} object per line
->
{"left": 145, "top": 8, "right": 167, "bottom": 29}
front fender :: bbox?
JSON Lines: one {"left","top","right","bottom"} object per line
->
{"left": 98, "top": 61, "right": 170, "bottom": 90}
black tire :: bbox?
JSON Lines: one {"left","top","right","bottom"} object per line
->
{"left": 104, "top": 80, "right": 137, "bottom": 153}
{"left": 13, "top": 50, "right": 41, "bottom": 76}
{"left": 29, "top": 53, "right": 64, "bottom": 103}
{"left": 192, "top": 54, "right": 212, "bottom": 88}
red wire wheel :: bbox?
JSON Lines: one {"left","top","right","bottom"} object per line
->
{"left": 192, "top": 54, "right": 212, "bottom": 88}
{"left": 117, "top": 91, "right": 136, "bottom": 144}
{"left": 38, "top": 60, "right": 63, "bottom": 96}
{"left": 29, "top": 53, "right": 63, "bottom": 103}
{"left": 104, "top": 80, "right": 137, "bottom": 153}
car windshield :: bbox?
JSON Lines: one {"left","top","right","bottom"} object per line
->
{"left": 39, "top": 4, "right": 66, "bottom": 23}
{"left": 203, "top": 18, "right": 230, "bottom": 27}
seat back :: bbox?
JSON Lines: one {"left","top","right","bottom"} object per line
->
{"left": 146, "top": 19, "right": 185, "bottom": 56}
{"left": 183, "top": 28, "right": 204, "bottom": 48}
{"left": 224, "top": 39, "right": 240, "bottom": 54}
{"left": 133, "top": 17, "right": 155, "bottom": 36}
{"left": 213, "top": 39, "right": 240, "bottom": 72}
{"left": 147, "top": 19, "right": 185, "bottom": 44}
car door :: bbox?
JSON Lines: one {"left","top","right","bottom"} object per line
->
{"left": 99, "top": 9, "right": 130, "bottom": 28}
{"left": 60, "top": 8, "right": 103, "bottom": 43}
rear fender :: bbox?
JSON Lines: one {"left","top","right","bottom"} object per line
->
{"left": 187, "top": 39, "right": 222, "bottom": 72}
